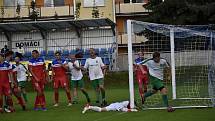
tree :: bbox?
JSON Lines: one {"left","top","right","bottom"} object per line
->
{"left": 144, "top": 0, "right": 215, "bottom": 24}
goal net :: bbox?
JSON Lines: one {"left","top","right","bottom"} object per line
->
{"left": 127, "top": 20, "right": 215, "bottom": 109}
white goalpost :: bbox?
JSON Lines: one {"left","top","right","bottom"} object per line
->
{"left": 127, "top": 20, "right": 215, "bottom": 109}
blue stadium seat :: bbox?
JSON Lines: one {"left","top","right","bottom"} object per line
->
{"left": 47, "top": 50, "right": 54, "bottom": 60}
{"left": 40, "top": 50, "right": 46, "bottom": 56}
{"left": 83, "top": 54, "right": 90, "bottom": 59}
{"left": 94, "top": 48, "right": 99, "bottom": 55}
{"left": 62, "top": 50, "right": 69, "bottom": 57}
{"left": 103, "top": 57, "right": 110, "bottom": 65}
{"left": 84, "top": 48, "right": 90, "bottom": 55}
{"left": 23, "top": 51, "right": 31, "bottom": 60}
{"left": 99, "top": 48, "right": 107, "bottom": 56}
{"left": 24, "top": 51, "right": 31, "bottom": 57}
{"left": 80, "top": 59, "right": 86, "bottom": 66}
{"left": 70, "top": 50, "right": 76, "bottom": 55}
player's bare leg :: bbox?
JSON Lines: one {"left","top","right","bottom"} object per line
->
{"left": 99, "top": 85, "right": 107, "bottom": 106}
{"left": 0, "top": 95, "right": 4, "bottom": 113}
{"left": 137, "top": 79, "right": 144, "bottom": 104}
{"left": 6, "top": 95, "right": 15, "bottom": 112}
{"left": 65, "top": 86, "right": 72, "bottom": 106}
{"left": 82, "top": 105, "right": 106, "bottom": 113}
{"left": 53, "top": 88, "right": 59, "bottom": 107}
{"left": 95, "top": 87, "right": 100, "bottom": 104}
{"left": 72, "top": 88, "right": 78, "bottom": 104}
{"left": 13, "top": 87, "right": 26, "bottom": 110}
{"left": 21, "top": 88, "right": 27, "bottom": 103}
{"left": 80, "top": 88, "right": 91, "bottom": 103}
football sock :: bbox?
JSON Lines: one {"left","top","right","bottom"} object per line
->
{"left": 82, "top": 90, "right": 90, "bottom": 103}
{"left": 101, "top": 89, "right": 105, "bottom": 101}
{"left": 0, "top": 97, "right": 3, "bottom": 108}
{"left": 162, "top": 95, "right": 169, "bottom": 107}
{"left": 34, "top": 95, "right": 39, "bottom": 108}
{"left": 66, "top": 91, "right": 72, "bottom": 102}
{"left": 89, "top": 106, "right": 102, "bottom": 112}
{"left": 54, "top": 92, "right": 59, "bottom": 103}
{"left": 96, "top": 90, "right": 100, "bottom": 103}
{"left": 144, "top": 90, "right": 155, "bottom": 98}
{"left": 22, "top": 93, "right": 28, "bottom": 102}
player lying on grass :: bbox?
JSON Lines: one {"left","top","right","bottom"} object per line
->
{"left": 134, "top": 51, "right": 149, "bottom": 105}
{"left": 68, "top": 54, "right": 91, "bottom": 104}
{"left": 82, "top": 101, "right": 138, "bottom": 113}
{"left": 138, "top": 52, "right": 175, "bottom": 112}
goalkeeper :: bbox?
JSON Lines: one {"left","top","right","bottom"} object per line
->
{"left": 138, "top": 52, "right": 175, "bottom": 112}
{"left": 82, "top": 101, "right": 137, "bottom": 113}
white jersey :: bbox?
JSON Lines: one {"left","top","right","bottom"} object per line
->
{"left": 15, "top": 64, "right": 27, "bottom": 82}
{"left": 68, "top": 60, "right": 83, "bottom": 80}
{"left": 84, "top": 57, "right": 105, "bottom": 80}
{"left": 105, "top": 101, "right": 129, "bottom": 111}
{"left": 142, "top": 58, "right": 169, "bottom": 80}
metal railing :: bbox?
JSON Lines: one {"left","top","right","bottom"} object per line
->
{"left": 0, "top": 4, "right": 74, "bottom": 20}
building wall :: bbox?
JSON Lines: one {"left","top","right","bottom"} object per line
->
{"left": 78, "top": 0, "right": 114, "bottom": 21}
{"left": 36, "top": 0, "right": 44, "bottom": 6}
{"left": 0, "top": 0, "right": 3, "bottom": 6}
{"left": 65, "top": 0, "right": 73, "bottom": 5}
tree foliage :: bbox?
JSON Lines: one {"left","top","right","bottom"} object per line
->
{"left": 144, "top": 0, "right": 215, "bottom": 24}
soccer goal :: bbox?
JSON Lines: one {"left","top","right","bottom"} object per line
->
{"left": 127, "top": 20, "right": 215, "bottom": 109}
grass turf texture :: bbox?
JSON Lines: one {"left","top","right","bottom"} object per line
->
{"left": 1, "top": 89, "right": 215, "bottom": 121}
{"left": 1, "top": 71, "right": 215, "bottom": 121}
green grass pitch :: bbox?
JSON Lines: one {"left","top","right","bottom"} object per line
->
{"left": 1, "top": 89, "right": 215, "bottom": 121}
{"left": 1, "top": 71, "right": 215, "bottom": 121}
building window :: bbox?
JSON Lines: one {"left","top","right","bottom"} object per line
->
{"left": 44, "top": 0, "right": 65, "bottom": 7}
{"left": 124, "top": 0, "right": 145, "bottom": 3}
{"left": 44, "top": 0, "right": 54, "bottom": 7}
{"left": 4, "top": 0, "right": 15, "bottom": 6}
{"left": 53, "top": 0, "right": 64, "bottom": 6}
{"left": 17, "top": 0, "right": 25, "bottom": 6}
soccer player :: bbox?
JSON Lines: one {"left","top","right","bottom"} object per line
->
{"left": 4, "top": 51, "right": 26, "bottom": 111}
{"left": 139, "top": 52, "right": 175, "bottom": 112}
{"left": 0, "top": 54, "right": 15, "bottom": 113}
{"left": 134, "top": 51, "right": 149, "bottom": 104}
{"left": 51, "top": 51, "right": 72, "bottom": 107}
{"left": 82, "top": 101, "right": 137, "bottom": 113}
{"left": 14, "top": 56, "right": 29, "bottom": 103}
{"left": 28, "top": 50, "right": 48, "bottom": 111}
{"left": 84, "top": 48, "right": 107, "bottom": 106}
{"left": 68, "top": 54, "right": 90, "bottom": 104}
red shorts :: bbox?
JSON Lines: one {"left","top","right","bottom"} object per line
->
{"left": 32, "top": 81, "right": 45, "bottom": 93}
{"left": 136, "top": 74, "right": 149, "bottom": 85}
{"left": 0, "top": 83, "right": 11, "bottom": 96}
{"left": 53, "top": 77, "right": 68, "bottom": 89}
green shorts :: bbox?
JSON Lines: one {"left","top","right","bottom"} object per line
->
{"left": 149, "top": 76, "right": 164, "bottom": 90}
{"left": 71, "top": 79, "right": 84, "bottom": 89}
{"left": 18, "top": 81, "right": 27, "bottom": 89}
{"left": 92, "top": 78, "right": 104, "bottom": 89}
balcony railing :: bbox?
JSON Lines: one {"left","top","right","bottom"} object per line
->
{"left": 0, "top": 5, "right": 74, "bottom": 20}
{"left": 115, "top": 2, "right": 151, "bottom": 14}
{"left": 117, "top": 32, "right": 148, "bottom": 45}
